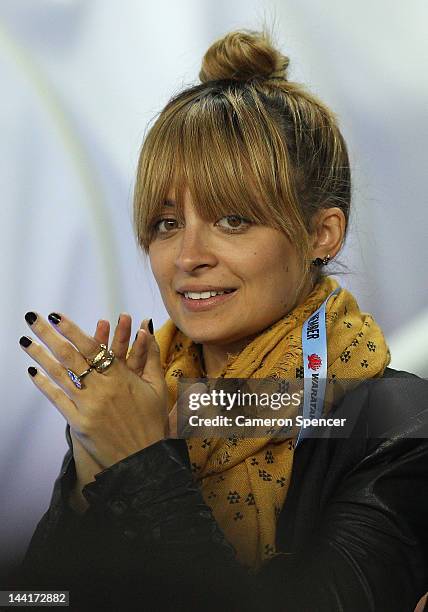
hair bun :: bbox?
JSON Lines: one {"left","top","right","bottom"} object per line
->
{"left": 199, "top": 29, "right": 289, "bottom": 83}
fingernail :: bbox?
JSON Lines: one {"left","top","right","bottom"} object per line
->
{"left": 135, "top": 331, "right": 139, "bottom": 341}
{"left": 148, "top": 319, "right": 154, "bottom": 335}
{"left": 48, "top": 313, "right": 61, "bottom": 325}
{"left": 19, "top": 336, "right": 32, "bottom": 348}
{"left": 25, "top": 312, "right": 37, "bottom": 325}
{"left": 28, "top": 366, "right": 37, "bottom": 377}
{"left": 118, "top": 315, "right": 121, "bottom": 324}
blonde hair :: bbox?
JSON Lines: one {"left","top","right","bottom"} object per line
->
{"left": 133, "top": 27, "right": 351, "bottom": 299}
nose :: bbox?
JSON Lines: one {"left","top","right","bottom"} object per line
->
{"left": 175, "top": 222, "right": 218, "bottom": 273}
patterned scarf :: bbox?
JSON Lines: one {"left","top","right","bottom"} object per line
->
{"left": 154, "top": 276, "right": 391, "bottom": 570}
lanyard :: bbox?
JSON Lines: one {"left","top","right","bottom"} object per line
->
{"left": 295, "top": 286, "right": 341, "bottom": 448}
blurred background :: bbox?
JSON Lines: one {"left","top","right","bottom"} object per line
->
{"left": 1, "top": 0, "right": 427, "bottom": 581}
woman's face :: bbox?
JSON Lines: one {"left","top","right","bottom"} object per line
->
{"left": 148, "top": 186, "right": 310, "bottom": 350}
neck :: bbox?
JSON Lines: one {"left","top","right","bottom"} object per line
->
{"left": 200, "top": 334, "right": 259, "bottom": 378}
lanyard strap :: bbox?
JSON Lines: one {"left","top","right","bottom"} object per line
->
{"left": 295, "top": 286, "right": 341, "bottom": 448}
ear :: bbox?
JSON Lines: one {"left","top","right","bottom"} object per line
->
{"left": 310, "top": 207, "right": 346, "bottom": 260}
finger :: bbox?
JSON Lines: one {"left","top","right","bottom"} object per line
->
{"left": 26, "top": 365, "right": 79, "bottom": 429}
{"left": 110, "top": 313, "right": 132, "bottom": 361}
{"left": 138, "top": 319, "right": 164, "bottom": 383}
{"left": 23, "top": 311, "right": 91, "bottom": 377}
{"left": 25, "top": 312, "right": 100, "bottom": 367}
{"left": 19, "top": 334, "right": 83, "bottom": 399}
{"left": 126, "top": 319, "right": 149, "bottom": 374}
{"left": 94, "top": 319, "right": 110, "bottom": 346}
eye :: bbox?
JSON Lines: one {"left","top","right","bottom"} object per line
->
{"left": 216, "top": 215, "right": 252, "bottom": 233}
{"left": 151, "top": 214, "right": 252, "bottom": 237}
{"left": 152, "top": 218, "right": 179, "bottom": 235}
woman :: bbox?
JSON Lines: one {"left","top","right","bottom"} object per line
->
{"left": 15, "top": 29, "right": 428, "bottom": 611}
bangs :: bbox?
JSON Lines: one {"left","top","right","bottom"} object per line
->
{"left": 134, "top": 83, "right": 299, "bottom": 251}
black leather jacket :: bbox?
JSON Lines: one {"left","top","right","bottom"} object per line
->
{"left": 13, "top": 368, "right": 428, "bottom": 611}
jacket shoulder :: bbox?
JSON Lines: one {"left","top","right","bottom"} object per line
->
{"left": 329, "top": 367, "right": 428, "bottom": 441}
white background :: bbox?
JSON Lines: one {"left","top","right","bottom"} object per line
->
{"left": 1, "top": 0, "right": 427, "bottom": 573}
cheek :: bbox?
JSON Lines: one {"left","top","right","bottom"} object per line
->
{"left": 253, "top": 248, "right": 297, "bottom": 301}
{"left": 247, "top": 247, "right": 290, "bottom": 277}
{"left": 245, "top": 253, "right": 284, "bottom": 295}
{"left": 149, "top": 250, "right": 170, "bottom": 283}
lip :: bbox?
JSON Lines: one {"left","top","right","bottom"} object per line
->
{"left": 179, "top": 289, "right": 237, "bottom": 312}
{"left": 177, "top": 285, "right": 236, "bottom": 293}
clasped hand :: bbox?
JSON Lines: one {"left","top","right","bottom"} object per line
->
{"left": 20, "top": 312, "right": 170, "bottom": 470}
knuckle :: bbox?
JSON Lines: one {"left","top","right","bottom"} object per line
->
{"left": 55, "top": 344, "right": 73, "bottom": 363}
{"left": 77, "top": 416, "right": 92, "bottom": 436}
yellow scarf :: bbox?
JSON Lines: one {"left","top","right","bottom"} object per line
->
{"left": 154, "top": 276, "right": 391, "bottom": 570}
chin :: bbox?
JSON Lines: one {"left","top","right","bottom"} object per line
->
{"left": 183, "top": 330, "right": 221, "bottom": 344}
{"left": 177, "top": 323, "right": 228, "bottom": 345}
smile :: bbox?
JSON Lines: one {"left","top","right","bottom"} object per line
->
{"left": 178, "top": 289, "right": 237, "bottom": 311}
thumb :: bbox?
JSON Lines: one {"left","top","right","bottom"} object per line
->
{"left": 168, "top": 382, "right": 207, "bottom": 439}
{"left": 174, "top": 382, "right": 208, "bottom": 438}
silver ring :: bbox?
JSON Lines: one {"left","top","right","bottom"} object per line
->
{"left": 67, "top": 367, "right": 94, "bottom": 389}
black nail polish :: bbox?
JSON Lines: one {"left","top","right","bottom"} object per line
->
{"left": 148, "top": 319, "right": 154, "bottom": 335}
{"left": 25, "top": 312, "right": 37, "bottom": 325}
{"left": 28, "top": 366, "right": 37, "bottom": 377}
{"left": 118, "top": 315, "right": 121, "bottom": 324}
{"left": 48, "top": 313, "right": 61, "bottom": 325}
{"left": 135, "top": 331, "right": 139, "bottom": 341}
{"left": 19, "top": 336, "right": 32, "bottom": 348}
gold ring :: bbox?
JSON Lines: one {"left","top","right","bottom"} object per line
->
{"left": 87, "top": 344, "right": 109, "bottom": 367}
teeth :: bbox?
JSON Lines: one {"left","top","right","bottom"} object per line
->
{"left": 183, "top": 290, "right": 233, "bottom": 300}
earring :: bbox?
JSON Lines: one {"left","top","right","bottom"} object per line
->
{"left": 311, "top": 254, "right": 331, "bottom": 266}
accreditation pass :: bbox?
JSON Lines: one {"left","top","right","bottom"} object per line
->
{"left": 0, "top": 591, "right": 69, "bottom": 606}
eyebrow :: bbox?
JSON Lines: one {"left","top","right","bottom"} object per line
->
{"left": 163, "top": 199, "right": 176, "bottom": 208}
